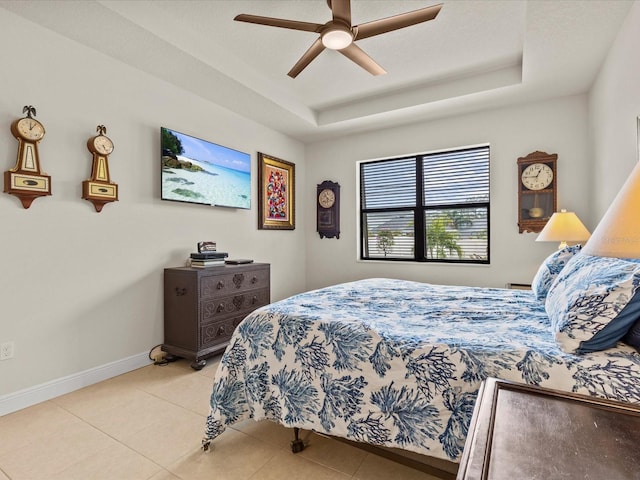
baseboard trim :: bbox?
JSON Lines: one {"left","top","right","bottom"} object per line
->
{"left": 0, "top": 352, "right": 152, "bottom": 416}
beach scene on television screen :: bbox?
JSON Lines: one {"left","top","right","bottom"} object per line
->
{"left": 161, "top": 127, "right": 251, "bottom": 209}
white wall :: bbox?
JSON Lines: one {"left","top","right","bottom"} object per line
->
{"left": 305, "top": 95, "right": 590, "bottom": 291}
{"left": 589, "top": 1, "right": 640, "bottom": 217}
{"left": 0, "top": 11, "right": 306, "bottom": 397}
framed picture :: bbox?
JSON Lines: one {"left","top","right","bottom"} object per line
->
{"left": 258, "top": 152, "right": 295, "bottom": 230}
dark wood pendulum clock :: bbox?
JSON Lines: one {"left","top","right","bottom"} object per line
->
{"left": 317, "top": 180, "right": 340, "bottom": 239}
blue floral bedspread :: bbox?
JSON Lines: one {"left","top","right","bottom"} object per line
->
{"left": 204, "top": 278, "right": 640, "bottom": 462}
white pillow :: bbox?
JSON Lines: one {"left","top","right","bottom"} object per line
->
{"left": 545, "top": 253, "right": 640, "bottom": 354}
{"left": 531, "top": 245, "right": 582, "bottom": 301}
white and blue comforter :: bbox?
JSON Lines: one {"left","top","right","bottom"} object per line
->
{"left": 204, "top": 278, "right": 640, "bottom": 462}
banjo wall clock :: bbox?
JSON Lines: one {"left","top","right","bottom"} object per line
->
{"left": 4, "top": 105, "right": 51, "bottom": 209}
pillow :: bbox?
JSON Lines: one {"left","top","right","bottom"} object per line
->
{"left": 531, "top": 244, "right": 582, "bottom": 301}
{"left": 545, "top": 253, "right": 640, "bottom": 354}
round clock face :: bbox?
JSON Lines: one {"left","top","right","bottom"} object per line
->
{"left": 15, "top": 118, "right": 45, "bottom": 141}
{"left": 521, "top": 163, "right": 553, "bottom": 191}
{"left": 318, "top": 188, "right": 335, "bottom": 208}
{"left": 93, "top": 135, "right": 114, "bottom": 155}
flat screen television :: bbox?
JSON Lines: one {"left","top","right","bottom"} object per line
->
{"left": 161, "top": 127, "right": 251, "bottom": 209}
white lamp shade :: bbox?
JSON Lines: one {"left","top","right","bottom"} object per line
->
{"left": 536, "top": 210, "right": 591, "bottom": 247}
{"left": 582, "top": 162, "right": 640, "bottom": 258}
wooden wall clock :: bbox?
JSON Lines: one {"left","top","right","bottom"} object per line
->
{"left": 517, "top": 151, "right": 557, "bottom": 233}
{"left": 83, "top": 125, "right": 118, "bottom": 212}
{"left": 317, "top": 180, "right": 340, "bottom": 239}
{"left": 4, "top": 105, "right": 51, "bottom": 209}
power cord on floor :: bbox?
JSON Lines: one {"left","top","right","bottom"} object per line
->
{"left": 148, "top": 344, "right": 169, "bottom": 366}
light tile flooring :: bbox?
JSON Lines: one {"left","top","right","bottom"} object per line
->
{"left": 0, "top": 355, "right": 447, "bottom": 480}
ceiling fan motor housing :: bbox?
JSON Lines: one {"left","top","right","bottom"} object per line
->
{"left": 321, "top": 21, "right": 353, "bottom": 50}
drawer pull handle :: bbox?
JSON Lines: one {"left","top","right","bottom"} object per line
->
{"left": 217, "top": 303, "right": 225, "bottom": 312}
{"left": 216, "top": 281, "right": 225, "bottom": 290}
{"left": 251, "top": 276, "right": 258, "bottom": 284}
{"left": 252, "top": 295, "right": 258, "bottom": 304}
{"left": 175, "top": 287, "right": 187, "bottom": 296}
{"left": 233, "top": 274, "right": 245, "bottom": 288}
{"left": 217, "top": 326, "right": 226, "bottom": 336}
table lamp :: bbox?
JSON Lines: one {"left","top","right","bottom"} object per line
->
{"left": 536, "top": 209, "right": 591, "bottom": 249}
{"left": 582, "top": 162, "right": 640, "bottom": 258}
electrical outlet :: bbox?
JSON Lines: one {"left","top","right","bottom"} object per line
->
{"left": 0, "top": 341, "right": 14, "bottom": 360}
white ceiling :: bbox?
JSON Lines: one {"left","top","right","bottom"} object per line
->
{"left": 0, "top": 0, "right": 633, "bottom": 143}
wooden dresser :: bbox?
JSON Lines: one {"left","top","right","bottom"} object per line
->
{"left": 457, "top": 378, "right": 640, "bottom": 480}
{"left": 162, "top": 263, "right": 270, "bottom": 370}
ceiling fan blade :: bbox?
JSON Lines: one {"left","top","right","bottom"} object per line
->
{"left": 288, "top": 38, "right": 326, "bottom": 78}
{"left": 234, "top": 14, "right": 322, "bottom": 33}
{"left": 354, "top": 3, "right": 443, "bottom": 40}
{"left": 329, "top": 0, "right": 351, "bottom": 26}
{"left": 339, "top": 43, "right": 386, "bottom": 76}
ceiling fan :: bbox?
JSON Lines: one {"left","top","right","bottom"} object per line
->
{"left": 234, "top": 0, "right": 443, "bottom": 78}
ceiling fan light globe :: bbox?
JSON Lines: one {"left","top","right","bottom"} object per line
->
{"left": 321, "top": 29, "right": 353, "bottom": 50}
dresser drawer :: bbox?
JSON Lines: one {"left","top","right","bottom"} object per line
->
{"left": 199, "top": 267, "right": 269, "bottom": 298}
{"left": 200, "top": 316, "right": 243, "bottom": 347}
{"left": 200, "top": 288, "right": 270, "bottom": 324}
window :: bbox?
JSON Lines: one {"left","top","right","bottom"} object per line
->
{"left": 359, "top": 145, "right": 490, "bottom": 263}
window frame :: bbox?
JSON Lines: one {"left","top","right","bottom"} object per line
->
{"left": 357, "top": 144, "right": 490, "bottom": 264}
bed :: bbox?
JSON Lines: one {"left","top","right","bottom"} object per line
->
{"left": 202, "top": 250, "right": 640, "bottom": 468}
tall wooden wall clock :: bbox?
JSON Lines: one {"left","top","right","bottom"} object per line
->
{"left": 4, "top": 105, "right": 51, "bottom": 209}
{"left": 317, "top": 180, "right": 340, "bottom": 239}
{"left": 517, "top": 151, "right": 557, "bottom": 233}
{"left": 83, "top": 125, "right": 118, "bottom": 212}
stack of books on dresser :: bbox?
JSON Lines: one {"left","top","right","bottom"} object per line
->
{"left": 190, "top": 252, "right": 228, "bottom": 268}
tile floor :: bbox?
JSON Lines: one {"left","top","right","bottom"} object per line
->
{"left": 0, "top": 355, "right": 448, "bottom": 480}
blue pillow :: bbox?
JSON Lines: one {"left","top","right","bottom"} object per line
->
{"left": 623, "top": 319, "right": 640, "bottom": 351}
{"left": 531, "top": 245, "right": 582, "bottom": 301}
{"left": 545, "top": 253, "right": 640, "bottom": 354}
